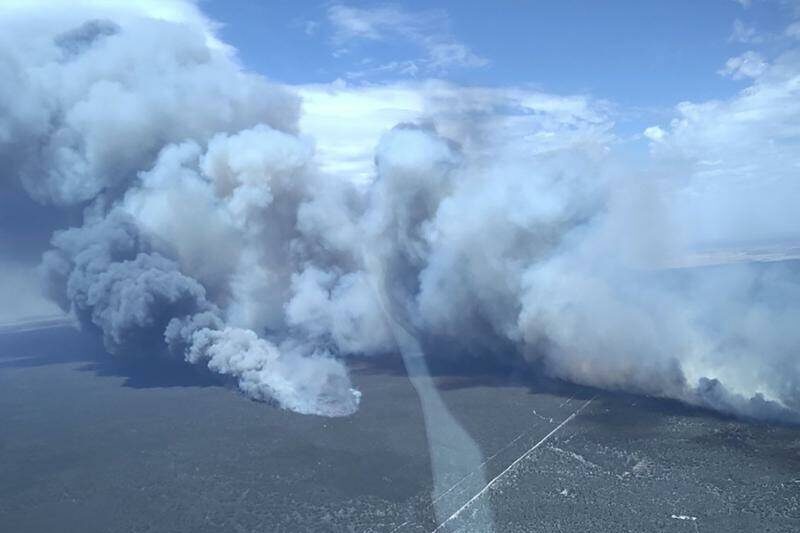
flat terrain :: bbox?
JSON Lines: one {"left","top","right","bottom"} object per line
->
{"left": 1, "top": 325, "right": 799, "bottom": 532}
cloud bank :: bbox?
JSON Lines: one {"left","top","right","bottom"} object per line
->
{"left": 2, "top": 1, "right": 800, "bottom": 421}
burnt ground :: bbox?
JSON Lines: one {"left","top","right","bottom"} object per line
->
{"left": 1, "top": 325, "right": 799, "bottom": 532}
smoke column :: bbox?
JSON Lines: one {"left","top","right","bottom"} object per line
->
{"left": 2, "top": 1, "right": 800, "bottom": 421}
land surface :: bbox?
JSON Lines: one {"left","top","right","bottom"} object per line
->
{"left": 1, "top": 325, "right": 799, "bottom": 532}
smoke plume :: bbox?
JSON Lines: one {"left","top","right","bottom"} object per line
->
{"left": 2, "top": 1, "right": 799, "bottom": 421}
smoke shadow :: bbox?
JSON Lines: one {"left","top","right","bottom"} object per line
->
{"left": 75, "top": 356, "right": 223, "bottom": 390}
{"left": 350, "top": 350, "right": 597, "bottom": 398}
{"left": 348, "top": 348, "right": 799, "bottom": 435}
{"left": 579, "top": 391, "right": 739, "bottom": 433}
{"left": 0, "top": 324, "right": 222, "bottom": 390}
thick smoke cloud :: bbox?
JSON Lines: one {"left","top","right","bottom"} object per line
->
{"left": 0, "top": 7, "right": 297, "bottom": 206}
{"left": 2, "top": 1, "right": 359, "bottom": 416}
{"left": 3, "top": 1, "right": 800, "bottom": 421}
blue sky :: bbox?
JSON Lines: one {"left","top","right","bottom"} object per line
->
{"left": 197, "top": 0, "right": 800, "bottom": 201}
{"left": 204, "top": 0, "right": 793, "bottom": 107}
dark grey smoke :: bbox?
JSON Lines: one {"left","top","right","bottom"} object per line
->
{"left": 55, "top": 19, "right": 120, "bottom": 56}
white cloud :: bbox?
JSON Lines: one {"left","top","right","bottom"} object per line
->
{"left": 297, "top": 80, "right": 424, "bottom": 184}
{"left": 719, "top": 51, "right": 768, "bottom": 79}
{"left": 328, "top": 4, "right": 388, "bottom": 40}
{"left": 296, "top": 80, "right": 613, "bottom": 184}
{"left": 730, "top": 19, "right": 762, "bottom": 43}
{"left": 648, "top": 49, "right": 800, "bottom": 245}
{"left": 643, "top": 126, "right": 666, "bottom": 142}
{"left": 326, "top": 4, "right": 487, "bottom": 76}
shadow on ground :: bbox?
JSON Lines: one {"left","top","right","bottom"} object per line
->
{"left": 0, "top": 325, "right": 222, "bottom": 389}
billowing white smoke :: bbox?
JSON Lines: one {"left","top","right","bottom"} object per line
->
{"left": 3, "top": 1, "right": 799, "bottom": 421}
